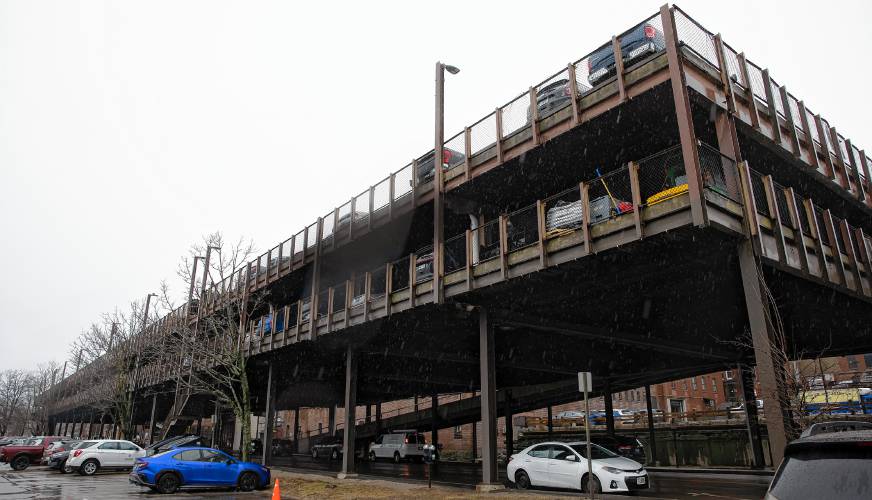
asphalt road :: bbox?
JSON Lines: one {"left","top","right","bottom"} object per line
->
{"left": 271, "top": 454, "right": 772, "bottom": 499}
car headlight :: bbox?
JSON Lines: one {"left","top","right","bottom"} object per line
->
{"left": 602, "top": 466, "right": 624, "bottom": 474}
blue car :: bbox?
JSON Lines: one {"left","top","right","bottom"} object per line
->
{"left": 129, "top": 446, "right": 270, "bottom": 494}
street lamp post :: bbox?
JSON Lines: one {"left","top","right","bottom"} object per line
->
{"left": 434, "top": 62, "right": 459, "bottom": 305}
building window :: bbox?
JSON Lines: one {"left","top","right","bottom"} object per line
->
{"left": 454, "top": 425, "right": 462, "bottom": 439}
{"left": 724, "top": 370, "right": 733, "bottom": 380}
{"left": 701, "top": 377, "right": 706, "bottom": 390}
{"left": 671, "top": 381, "right": 676, "bottom": 389}
{"left": 712, "top": 378, "right": 718, "bottom": 392}
{"left": 703, "top": 398, "right": 715, "bottom": 409}
{"left": 691, "top": 377, "right": 697, "bottom": 391}
{"left": 848, "top": 356, "right": 859, "bottom": 370}
{"left": 683, "top": 380, "right": 688, "bottom": 391}
{"left": 618, "top": 392, "right": 623, "bottom": 401}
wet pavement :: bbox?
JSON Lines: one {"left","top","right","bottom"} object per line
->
{"left": 0, "top": 464, "right": 270, "bottom": 500}
{"left": 271, "top": 455, "right": 772, "bottom": 499}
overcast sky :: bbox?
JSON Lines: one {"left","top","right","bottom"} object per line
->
{"left": 1, "top": 0, "right": 870, "bottom": 371}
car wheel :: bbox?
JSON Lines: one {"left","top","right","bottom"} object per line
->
{"left": 157, "top": 472, "right": 181, "bottom": 494}
{"left": 515, "top": 470, "right": 531, "bottom": 490}
{"left": 368, "top": 451, "right": 376, "bottom": 462}
{"left": 330, "top": 449, "right": 339, "bottom": 461}
{"left": 79, "top": 459, "right": 99, "bottom": 476}
{"left": 393, "top": 452, "right": 401, "bottom": 464}
{"left": 238, "top": 471, "right": 259, "bottom": 492}
{"left": 581, "top": 474, "right": 602, "bottom": 493}
{"left": 11, "top": 455, "right": 29, "bottom": 471}
{"left": 312, "top": 448, "right": 318, "bottom": 459}
{"left": 61, "top": 462, "right": 73, "bottom": 474}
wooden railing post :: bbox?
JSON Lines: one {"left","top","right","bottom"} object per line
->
{"left": 465, "top": 229, "right": 473, "bottom": 291}
{"left": 408, "top": 253, "right": 416, "bottom": 308}
{"left": 495, "top": 108, "right": 504, "bottom": 163}
{"left": 384, "top": 263, "right": 393, "bottom": 315}
{"left": 498, "top": 215, "right": 508, "bottom": 281}
{"left": 463, "top": 127, "right": 472, "bottom": 182}
{"left": 326, "top": 287, "right": 335, "bottom": 333}
{"left": 736, "top": 53, "right": 760, "bottom": 129}
{"left": 761, "top": 69, "right": 782, "bottom": 145}
{"left": 535, "top": 200, "right": 547, "bottom": 269}
{"left": 364, "top": 272, "right": 372, "bottom": 321}
{"left": 580, "top": 182, "right": 591, "bottom": 255}
{"left": 611, "top": 35, "right": 627, "bottom": 102}
{"left": 737, "top": 162, "right": 762, "bottom": 249}
{"left": 529, "top": 87, "right": 540, "bottom": 145}
{"left": 567, "top": 63, "right": 581, "bottom": 127}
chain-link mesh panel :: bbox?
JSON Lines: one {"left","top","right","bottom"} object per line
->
{"left": 394, "top": 164, "right": 413, "bottom": 201}
{"left": 445, "top": 131, "right": 466, "bottom": 174}
{"left": 813, "top": 207, "right": 830, "bottom": 246}
{"left": 534, "top": 68, "right": 572, "bottom": 121}
{"left": 373, "top": 178, "right": 390, "bottom": 213}
{"left": 332, "top": 284, "right": 347, "bottom": 311}
{"left": 353, "top": 191, "right": 369, "bottom": 225}
{"left": 769, "top": 78, "right": 785, "bottom": 119}
{"left": 544, "top": 186, "right": 582, "bottom": 238}
{"left": 321, "top": 211, "right": 335, "bottom": 241}
{"left": 470, "top": 112, "right": 497, "bottom": 155}
{"left": 637, "top": 146, "right": 686, "bottom": 205}
{"left": 476, "top": 219, "right": 501, "bottom": 263}
{"left": 773, "top": 183, "right": 793, "bottom": 228}
{"left": 674, "top": 8, "right": 719, "bottom": 69}
{"left": 749, "top": 171, "right": 769, "bottom": 217}
{"left": 746, "top": 61, "right": 767, "bottom": 103}
{"left": 831, "top": 216, "right": 846, "bottom": 253}
{"left": 587, "top": 168, "right": 633, "bottom": 224}
{"left": 370, "top": 266, "right": 387, "bottom": 298}
{"left": 507, "top": 204, "right": 539, "bottom": 251}
{"left": 501, "top": 93, "right": 530, "bottom": 138}
{"left": 793, "top": 192, "right": 811, "bottom": 236}
{"left": 391, "top": 256, "right": 410, "bottom": 291}
{"left": 787, "top": 94, "right": 803, "bottom": 131}
{"left": 698, "top": 143, "right": 735, "bottom": 200}
{"left": 444, "top": 233, "right": 467, "bottom": 273}
{"left": 723, "top": 43, "right": 744, "bottom": 87}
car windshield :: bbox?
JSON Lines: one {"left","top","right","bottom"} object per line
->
{"left": 770, "top": 447, "right": 872, "bottom": 500}
{"left": 570, "top": 443, "right": 619, "bottom": 459}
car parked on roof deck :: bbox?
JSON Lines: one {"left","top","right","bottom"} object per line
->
{"left": 129, "top": 446, "right": 270, "bottom": 494}
{"left": 588, "top": 21, "right": 666, "bottom": 87}
{"left": 526, "top": 79, "right": 593, "bottom": 123}
{"left": 65, "top": 439, "right": 146, "bottom": 476}
{"left": 507, "top": 441, "right": 649, "bottom": 494}
{"left": 415, "top": 148, "right": 466, "bottom": 185}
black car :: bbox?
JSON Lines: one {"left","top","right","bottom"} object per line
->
{"left": 590, "top": 435, "right": 647, "bottom": 464}
{"left": 766, "top": 430, "right": 872, "bottom": 500}
{"left": 588, "top": 21, "right": 666, "bottom": 87}
{"left": 145, "top": 435, "right": 205, "bottom": 456}
{"left": 415, "top": 148, "right": 466, "bottom": 185}
{"left": 311, "top": 436, "right": 343, "bottom": 460}
{"left": 527, "top": 79, "right": 592, "bottom": 123}
{"left": 49, "top": 440, "right": 94, "bottom": 473}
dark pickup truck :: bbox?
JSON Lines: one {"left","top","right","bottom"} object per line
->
{"left": 0, "top": 436, "right": 64, "bottom": 470}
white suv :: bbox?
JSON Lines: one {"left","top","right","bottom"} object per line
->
{"left": 65, "top": 439, "right": 146, "bottom": 476}
{"left": 368, "top": 431, "right": 428, "bottom": 463}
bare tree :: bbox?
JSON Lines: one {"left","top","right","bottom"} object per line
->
{"left": 0, "top": 370, "right": 30, "bottom": 436}
{"left": 158, "top": 231, "right": 259, "bottom": 460}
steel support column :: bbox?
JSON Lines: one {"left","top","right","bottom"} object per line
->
{"left": 645, "top": 385, "right": 657, "bottom": 465}
{"left": 338, "top": 346, "right": 358, "bottom": 478}
{"left": 738, "top": 241, "right": 791, "bottom": 466}
{"left": 504, "top": 390, "right": 514, "bottom": 458}
{"left": 375, "top": 402, "right": 382, "bottom": 435}
{"left": 262, "top": 361, "right": 275, "bottom": 466}
{"left": 737, "top": 365, "right": 766, "bottom": 468}
{"left": 604, "top": 382, "right": 615, "bottom": 436}
{"left": 478, "top": 307, "right": 498, "bottom": 486}
{"left": 328, "top": 405, "right": 336, "bottom": 436}
{"left": 547, "top": 406, "right": 553, "bottom": 437}
{"left": 293, "top": 408, "right": 300, "bottom": 453}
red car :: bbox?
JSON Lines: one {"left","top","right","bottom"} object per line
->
{"left": 0, "top": 436, "right": 64, "bottom": 471}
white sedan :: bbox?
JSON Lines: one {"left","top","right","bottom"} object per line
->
{"left": 507, "top": 441, "right": 649, "bottom": 494}
{"left": 65, "top": 439, "right": 146, "bottom": 476}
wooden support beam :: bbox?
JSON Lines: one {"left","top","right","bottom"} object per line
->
{"left": 611, "top": 35, "right": 627, "bottom": 102}
{"left": 465, "top": 229, "right": 473, "bottom": 291}
{"left": 737, "top": 162, "right": 761, "bottom": 247}
{"left": 580, "top": 182, "right": 591, "bottom": 254}
{"left": 536, "top": 200, "right": 547, "bottom": 269}
{"left": 567, "top": 63, "right": 581, "bottom": 127}
{"left": 495, "top": 108, "right": 504, "bottom": 163}
{"left": 463, "top": 127, "right": 472, "bottom": 182}
{"left": 498, "top": 214, "right": 508, "bottom": 281}
{"left": 629, "top": 162, "right": 643, "bottom": 239}
{"left": 529, "top": 87, "right": 540, "bottom": 145}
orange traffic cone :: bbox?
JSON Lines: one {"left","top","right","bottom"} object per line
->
{"left": 271, "top": 479, "right": 281, "bottom": 500}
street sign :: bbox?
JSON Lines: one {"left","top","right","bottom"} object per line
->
{"left": 578, "top": 371, "right": 593, "bottom": 392}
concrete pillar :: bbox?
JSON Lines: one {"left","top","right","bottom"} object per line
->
{"left": 738, "top": 241, "right": 792, "bottom": 465}
{"left": 547, "top": 406, "right": 553, "bottom": 437}
{"left": 739, "top": 364, "right": 766, "bottom": 468}
{"left": 262, "top": 361, "right": 275, "bottom": 466}
{"left": 645, "top": 385, "right": 657, "bottom": 465}
{"left": 233, "top": 417, "right": 242, "bottom": 453}
{"left": 604, "top": 381, "right": 615, "bottom": 436}
{"left": 338, "top": 345, "right": 358, "bottom": 479}
{"left": 504, "top": 390, "right": 514, "bottom": 457}
{"left": 365, "top": 404, "right": 372, "bottom": 424}
{"left": 478, "top": 307, "right": 498, "bottom": 487}
{"left": 328, "top": 406, "right": 336, "bottom": 436}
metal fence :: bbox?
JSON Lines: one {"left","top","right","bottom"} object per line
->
{"left": 637, "top": 145, "right": 686, "bottom": 206}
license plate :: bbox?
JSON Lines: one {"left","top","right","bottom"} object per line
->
{"left": 637, "top": 476, "right": 646, "bottom": 485}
